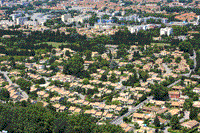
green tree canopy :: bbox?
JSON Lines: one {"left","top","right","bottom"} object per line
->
{"left": 16, "top": 78, "right": 32, "bottom": 93}
{"left": 170, "top": 115, "right": 180, "bottom": 130}
{"left": 153, "top": 116, "right": 160, "bottom": 127}
{"left": 0, "top": 88, "right": 10, "bottom": 101}
{"left": 63, "top": 54, "right": 84, "bottom": 76}
{"left": 190, "top": 106, "right": 198, "bottom": 120}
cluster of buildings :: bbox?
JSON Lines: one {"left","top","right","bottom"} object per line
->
{"left": 0, "top": 0, "right": 200, "bottom": 132}
{"left": 0, "top": 40, "right": 199, "bottom": 132}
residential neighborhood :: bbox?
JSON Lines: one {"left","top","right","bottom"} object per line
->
{"left": 0, "top": 0, "right": 200, "bottom": 133}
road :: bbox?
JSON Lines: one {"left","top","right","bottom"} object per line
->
{"left": 77, "top": 93, "right": 85, "bottom": 100}
{"left": 0, "top": 70, "right": 29, "bottom": 100}
{"left": 110, "top": 96, "right": 153, "bottom": 125}
{"left": 0, "top": 71, "right": 12, "bottom": 84}
{"left": 193, "top": 50, "right": 197, "bottom": 71}
{"left": 167, "top": 79, "right": 181, "bottom": 88}
{"left": 40, "top": 76, "right": 50, "bottom": 87}
{"left": 163, "top": 63, "right": 172, "bottom": 74}
{"left": 180, "top": 50, "right": 197, "bottom": 78}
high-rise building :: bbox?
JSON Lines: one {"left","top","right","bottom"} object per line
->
{"left": 16, "top": 17, "right": 28, "bottom": 25}
{"left": 61, "top": 14, "right": 72, "bottom": 22}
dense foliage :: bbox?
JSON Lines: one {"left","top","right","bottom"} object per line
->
{"left": 0, "top": 102, "right": 125, "bottom": 133}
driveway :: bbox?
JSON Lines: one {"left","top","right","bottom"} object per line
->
{"left": 179, "top": 111, "right": 190, "bottom": 123}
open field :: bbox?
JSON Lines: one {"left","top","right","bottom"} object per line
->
{"left": 46, "top": 42, "right": 69, "bottom": 47}
{"left": 151, "top": 43, "right": 170, "bottom": 46}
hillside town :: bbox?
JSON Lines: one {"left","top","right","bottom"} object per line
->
{"left": 0, "top": 0, "right": 200, "bottom": 133}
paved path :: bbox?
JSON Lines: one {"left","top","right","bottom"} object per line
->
{"left": 77, "top": 93, "right": 85, "bottom": 100}
{"left": 40, "top": 76, "right": 50, "bottom": 87}
{"left": 180, "top": 111, "right": 190, "bottom": 123}
{"left": 163, "top": 127, "right": 170, "bottom": 133}
{"left": 0, "top": 71, "right": 11, "bottom": 84}
{"left": 163, "top": 63, "right": 172, "bottom": 74}
{"left": 110, "top": 96, "right": 153, "bottom": 125}
{"left": 167, "top": 79, "right": 181, "bottom": 88}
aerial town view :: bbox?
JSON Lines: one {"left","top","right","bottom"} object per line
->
{"left": 0, "top": 0, "right": 200, "bottom": 133}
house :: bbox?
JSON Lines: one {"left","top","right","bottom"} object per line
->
{"left": 115, "top": 107, "right": 123, "bottom": 114}
{"left": 120, "top": 123, "right": 133, "bottom": 132}
{"left": 149, "top": 100, "right": 165, "bottom": 107}
{"left": 168, "top": 91, "right": 180, "bottom": 100}
{"left": 142, "top": 106, "right": 160, "bottom": 114}
{"left": 172, "top": 86, "right": 185, "bottom": 91}
{"left": 157, "top": 108, "right": 169, "bottom": 114}
{"left": 193, "top": 87, "right": 200, "bottom": 94}
{"left": 169, "top": 109, "right": 180, "bottom": 116}
{"left": 181, "top": 120, "right": 199, "bottom": 129}
{"left": 95, "top": 112, "right": 103, "bottom": 118}
{"left": 73, "top": 108, "right": 82, "bottom": 114}
{"left": 52, "top": 104, "right": 61, "bottom": 112}
{"left": 158, "top": 116, "right": 168, "bottom": 125}
{"left": 59, "top": 106, "right": 67, "bottom": 112}
{"left": 171, "top": 101, "right": 184, "bottom": 108}
{"left": 68, "top": 106, "right": 76, "bottom": 113}
{"left": 104, "top": 113, "right": 114, "bottom": 120}
{"left": 193, "top": 101, "right": 200, "bottom": 108}
{"left": 132, "top": 113, "right": 145, "bottom": 121}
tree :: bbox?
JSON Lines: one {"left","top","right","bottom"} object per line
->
{"left": 143, "top": 118, "right": 151, "bottom": 126}
{"left": 190, "top": 106, "right": 197, "bottom": 120}
{"left": 183, "top": 99, "right": 193, "bottom": 111}
{"left": 102, "top": 14, "right": 110, "bottom": 19}
{"left": 88, "top": 63, "right": 97, "bottom": 74}
{"left": 16, "top": 78, "right": 32, "bottom": 93}
{"left": 44, "top": 19, "right": 55, "bottom": 27}
{"left": 134, "top": 122, "right": 140, "bottom": 129}
{"left": 100, "top": 73, "right": 107, "bottom": 81}
{"left": 37, "top": 78, "right": 46, "bottom": 84}
{"left": 150, "top": 84, "right": 169, "bottom": 101}
{"left": 154, "top": 116, "right": 160, "bottom": 127}
{"left": 84, "top": 50, "right": 92, "bottom": 61}
{"left": 89, "top": 14, "right": 98, "bottom": 26}
{"left": 170, "top": 115, "right": 180, "bottom": 130}
{"left": 139, "top": 71, "right": 149, "bottom": 81}
{"left": 0, "top": 88, "right": 10, "bottom": 101}
{"left": 123, "top": 117, "right": 128, "bottom": 123}
{"left": 63, "top": 54, "right": 84, "bottom": 76}
{"left": 117, "top": 48, "right": 128, "bottom": 58}
{"left": 109, "top": 73, "right": 118, "bottom": 83}
{"left": 111, "top": 16, "right": 118, "bottom": 23}
{"left": 100, "top": 59, "right": 110, "bottom": 68}
{"left": 82, "top": 78, "right": 89, "bottom": 85}
{"left": 52, "top": 49, "right": 56, "bottom": 54}
{"left": 175, "top": 57, "right": 181, "bottom": 63}
{"left": 9, "top": 57, "right": 16, "bottom": 68}
{"left": 65, "top": 50, "right": 71, "bottom": 57}
{"left": 179, "top": 41, "right": 193, "bottom": 54}
{"left": 165, "top": 113, "right": 172, "bottom": 120}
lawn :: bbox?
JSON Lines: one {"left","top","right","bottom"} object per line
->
{"left": 151, "top": 43, "right": 170, "bottom": 46}
{"left": 46, "top": 42, "right": 70, "bottom": 48}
